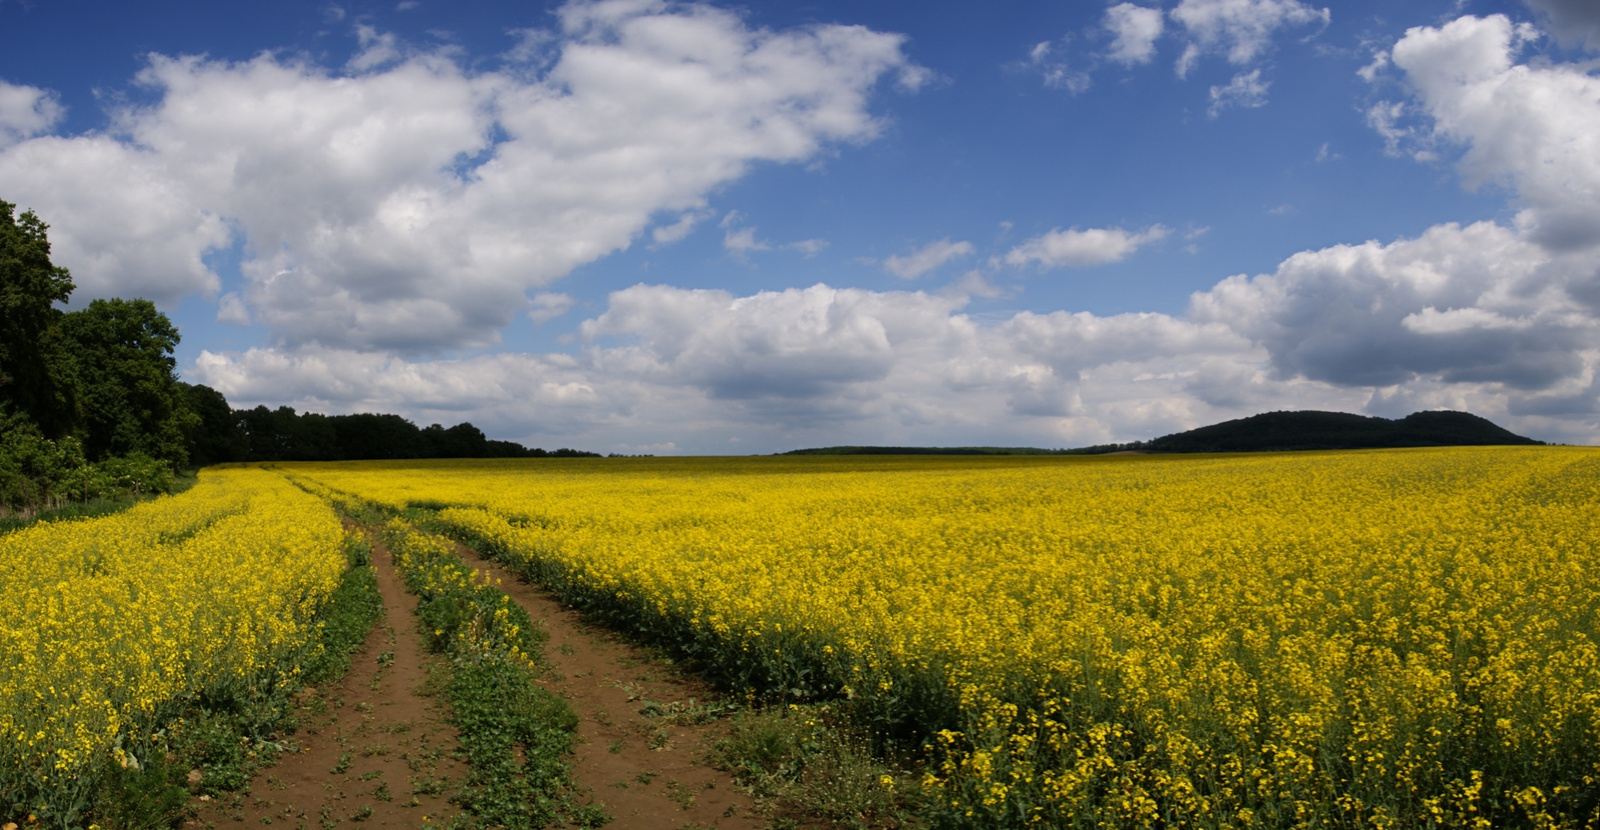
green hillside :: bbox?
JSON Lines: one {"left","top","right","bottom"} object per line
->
{"left": 783, "top": 410, "right": 1541, "bottom": 456}
{"left": 1145, "top": 410, "right": 1540, "bottom": 453}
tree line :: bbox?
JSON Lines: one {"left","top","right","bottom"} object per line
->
{"left": 188, "top": 397, "right": 598, "bottom": 465}
{"left": 1, "top": 199, "right": 591, "bottom": 512}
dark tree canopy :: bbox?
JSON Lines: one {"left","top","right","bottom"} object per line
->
{"left": 236, "top": 405, "right": 335, "bottom": 462}
{"left": 421, "top": 422, "right": 490, "bottom": 459}
{"left": 183, "top": 382, "right": 248, "bottom": 466}
{"left": 1, "top": 201, "right": 196, "bottom": 467}
{"left": 0, "top": 199, "right": 203, "bottom": 511}
{"left": 228, "top": 406, "right": 593, "bottom": 461}
{"left": 0, "top": 200, "right": 76, "bottom": 437}
{"left": 331, "top": 413, "right": 424, "bottom": 460}
{"left": 58, "top": 298, "right": 199, "bottom": 465}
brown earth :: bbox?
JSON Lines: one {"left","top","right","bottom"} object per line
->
{"left": 450, "top": 542, "right": 762, "bottom": 829}
{"left": 186, "top": 529, "right": 467, "bottom": 828}
{"left": 186, "top": 526, "right": 762, "bottom": 829}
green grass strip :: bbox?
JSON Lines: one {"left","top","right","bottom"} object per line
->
{"left": 302, "top": 534, "right": 384, "bottom": 684}
{"left": 381, "top": 519, "right": 605, "bottom": 829}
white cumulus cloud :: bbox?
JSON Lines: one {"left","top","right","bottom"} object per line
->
{"left": 348, "top": 24, "right": 405, "bottom": 71}
{"left": 0, "top": 2, "right": 920, "bottom": 349}
{"left": 35, "top": 5, "right": 1600, "bottom": 450}
{"left": 1208, "top": 69, "right": 1270, "bottom": 116}
{"left": 1387, "top": 14, "right": 1600, "bottom": 251}
{"left": 1104, "top": 4, "right": 1165, "bottom": 66}
{"left": 528, "top": 292, "right": 577, "bottom": 324}
{"left": 192, "top": 229, "right": 1600, "bottom": 451}
{"left": 722, "top": 227, "right": 770, "bottom": 260}
{"left": 189, "top": 8, "right": 1600, "bottom": 451}
{"left": 0, "top": 80, "right": 63, "bottom": 148}
{"left": 651, "top": 208, "right": 713, "bottom": 245}
{"left": 785, "top": 238, "right": 828, "bottom": 257}
{"left": 883, "top": 238, "right": 974, "bottom": 279}
{"left": 195, "top": 281, "right": 1282, "bottom": 450}
{"left": 0, "top": 132, "right": 233, "bottom": 303}
{"left": 1170, "top": 0, "right": 1329, "bottom": 77}
{"left": 1401, "top": 306, "right": 1533, "bottom": 335}
{"left": 1004, "top": 225, "right": 1169, "bottom": 269}
{"left": 1188, "top": 220, "right": 1592, "bottom": 390}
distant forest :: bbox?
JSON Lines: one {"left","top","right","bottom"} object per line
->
{"left": 187, "top": 388, "right": 600, "bottom": 466}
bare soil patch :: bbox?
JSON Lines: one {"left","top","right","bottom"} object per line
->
{"left": 186, "top": 533, "right": 466, "bottom": 828}
{"left": 183, "top": 524, "right": 761, "bottom": 829}
{"left": 450, "top": 543, "right": 763, "bottom": 829}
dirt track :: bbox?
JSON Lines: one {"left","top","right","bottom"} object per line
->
{"left": 453, "top": 542, "right": 761, "bottom": 829}
{"left": 187, "top": 531, "right": 466, "bottom": 827}
{"left": 187, "top": 529, "right": 760, "bottom": 828}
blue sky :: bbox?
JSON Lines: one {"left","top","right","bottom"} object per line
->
{"left": 3, "top": 0, "right": 1598, "bottom": 452}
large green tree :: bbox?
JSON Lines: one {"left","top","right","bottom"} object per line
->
{"left": 59, "top": 298, "right": 198, "bottom": 465}
{"left": 182, "top": 382, "right": 248, "bottom": 466}
{"left": 0, "top": 199, "right": 76, "bottom": 437}
{"left": 2, "top": 198, "right": 227, "bottom": 482}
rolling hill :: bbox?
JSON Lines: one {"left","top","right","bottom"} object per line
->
{"left": 783, "top": 410, "right": 1542, "bottom": 455}
{"left": 1141, "top": 409, "right": 1540, "bottom": 453}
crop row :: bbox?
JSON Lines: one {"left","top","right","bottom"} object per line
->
{"left": 293, "top": 449, "right": 1600, "bottom": 828}
{"left": 0, "top": 467, "right": 346, "bottom": 825}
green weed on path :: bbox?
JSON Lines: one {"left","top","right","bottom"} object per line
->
{"left": 381, "top": 518, "right": 607, "bottom": 829}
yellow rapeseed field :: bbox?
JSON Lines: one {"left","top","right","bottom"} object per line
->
{"left": 0, "top": 466, "right": 345, "bottom": 819}
{"left": 292, "top": 448, "right": 1599, "bottom": 828}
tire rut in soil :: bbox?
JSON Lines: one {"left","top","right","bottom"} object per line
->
{"left": 450, "top": 543, "right": 764, "bottom": 829}
{"left": 186, "top": 530, "right": 466, "bottom": 828}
